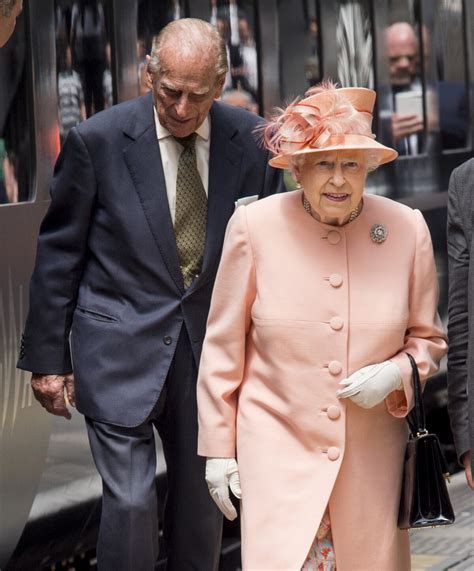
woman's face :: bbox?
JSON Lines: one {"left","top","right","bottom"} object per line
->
{"left": 294, "top": 150, "right": 368, "bottom": 226}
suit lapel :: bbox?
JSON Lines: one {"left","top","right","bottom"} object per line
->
{"left": 123, "top": 94, "right": 184, "bottom": 293}
{"left": 198, "top": 104, "right": 243, "bottom": 287}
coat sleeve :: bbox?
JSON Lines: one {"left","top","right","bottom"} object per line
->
{"left": 386, "top": 209, "right": 448, "bottom": 417}
{"left": 17, "top": 127, "right": 97, "bottom": 374}
{"left": 197, "top": 205, "right": 256, "bottom": 457}
{"left": 260, "top": 150, "right": 285, "bottom": 198}
{"left": 446, "top": 166, "right": 471, "bottom": 462}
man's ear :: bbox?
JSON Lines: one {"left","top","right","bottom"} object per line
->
{"left": 214, "top": 75, "right": 226, "bottom": 100}
{"left": 145, "top": 55, "right": 154, "bottom": 88}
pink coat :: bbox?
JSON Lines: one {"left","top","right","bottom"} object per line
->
{"left": 197, "top": 190, "right": 447, "bottom": 570}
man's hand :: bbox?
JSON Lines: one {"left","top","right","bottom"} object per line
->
{"left": 392, "top": 113, "right": 423, "bottom": 141}
{"left": 30, "top": 373, "right": 76, "bottom": 420}
{"left": 461, "top": 451, "right": 474, "bottom": 490}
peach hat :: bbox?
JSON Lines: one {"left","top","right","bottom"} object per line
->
{"left": 262, "top": 81, "right": 398, "bottom": 169}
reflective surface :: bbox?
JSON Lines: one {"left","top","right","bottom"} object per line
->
{"left": 55, "top": 0, "right": 113, "bottom": 145}
{"left": 1, "top": 1, "right": 58, "bottom": 566}
{"left": 278, "top": 0, "right": 322, "bottom": 100}
{"left": 336, "top": 0, "right": 373, "bottom": 88}
{"left": 0, "top": 5, "right": 31, "bottom": 203}
{"left": 435, "top": 0, "right": 469, "bottom": 150}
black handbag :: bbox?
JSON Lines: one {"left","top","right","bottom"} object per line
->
{"left": 397, "top": 353, "right": 455, "bottom": 529}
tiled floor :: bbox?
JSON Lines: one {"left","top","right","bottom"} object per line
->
{"left": 410, "top": 471, "right": 474, "bottom": 570}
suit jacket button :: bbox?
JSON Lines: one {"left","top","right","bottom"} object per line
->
{"left": 163, "top": 335, "right": 172, "bottom": 346}
{"left": 327, "top": 447, "right": 340, "bottom": 461}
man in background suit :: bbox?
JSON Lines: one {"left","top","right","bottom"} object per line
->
{"left": 447, "top": 158, "right": 474, "bottom": 491}
{"left": 17, "top": 18, "right": 282, "bottom": 570}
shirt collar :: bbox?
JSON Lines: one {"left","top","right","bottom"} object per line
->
{"left": 153, "top": 107, "right": 210, "bottom": 142}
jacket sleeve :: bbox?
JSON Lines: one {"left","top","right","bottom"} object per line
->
{"left": 446, "top": 166, "right": 471, "bottom": 462}
{"left": 260, "top": 150, "right": 285, "bottom": 198}
{"left": 17, "top": 127, "right": 97, "bottom": 374}
{"left": 387, "top": 209, "right": 448, "bottom": 417}
{"left": 197, "top": 205, "right": 256, "bottom": 457}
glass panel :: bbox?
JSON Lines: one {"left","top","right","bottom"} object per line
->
{"left": 55, "top": 0, "right": 112, "bottom": 146}
{"left": 136, "top": 0, "right": 187, "bottom": 97}
{"left": 0, "top": 0, "right": 31, "bottom": 204}
{"left": 335, "top": 0, "right": 374, "bottom": 88}
{"left": 139, "top": 1, "right": 260, "bottom": 113}
{"left": 435, "top": 0, "right": 469, "bottom": 150}
{"left": 209, "top": 1, "right": 259, "bottom": 107}
{"left": 279, "top": 0, "right": 322, "bottom": 100}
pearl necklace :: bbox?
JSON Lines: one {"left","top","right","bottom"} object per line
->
{"left": 302, "top": 195, "right": 361, "bottom": 224}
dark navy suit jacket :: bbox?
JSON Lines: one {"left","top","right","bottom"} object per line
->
{"left": 18, "top": 92, "right": 283, "bottom": 426}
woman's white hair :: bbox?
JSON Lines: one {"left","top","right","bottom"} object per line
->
{"left": 289, "top": 149, "right": 382, "bottom": 174}
{"left": 148, "top": 18, "right": 228, "bottom": 83}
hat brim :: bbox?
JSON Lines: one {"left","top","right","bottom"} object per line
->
{"left": 268, "top": 134, "right": 398, "bottom": 169}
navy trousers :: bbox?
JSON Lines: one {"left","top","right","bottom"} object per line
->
{"left": 85, "top": 327, "right": 223, "bottom": 570}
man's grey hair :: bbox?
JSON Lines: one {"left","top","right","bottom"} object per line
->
{"left": 0, "top": 0, "right": 17, "bottom": 18}
{"left": 148, "top": 18, "right": 228, "bottom": 83}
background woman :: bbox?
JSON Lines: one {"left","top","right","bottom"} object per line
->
{"left": 197, "top": 82, "right": 447, "bottom": 570}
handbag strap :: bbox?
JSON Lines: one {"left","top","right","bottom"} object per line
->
{"left": 405, "top": 352, "right": 427, "bottom": 437}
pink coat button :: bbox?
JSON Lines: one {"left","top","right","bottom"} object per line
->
{"left": 328, "top": 361, "right": 342, "bottom": 375}
{"left": 327, "top": 405, "right": 341, "bottom": 420}
{"left": 327, "top": 231, "right": 341, "bottom": 245}
{"left": 329, "top": 316, "right": 344, "bottom": 330}
{"left": 329, "top": 273, "right": 343, "bottom": 287}
{"left": 327, "top": 447, "right": 340, "bottom": 461}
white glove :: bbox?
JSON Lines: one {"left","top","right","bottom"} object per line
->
{"left": 336, "top": 360, "right": 403, "bottom": 409}
{"left": 205, "top": 458, "right": 242, "bottom": 521}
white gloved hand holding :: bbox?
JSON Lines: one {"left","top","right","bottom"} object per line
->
{"left": 336, "top": 360, "right": 403, "bottom": 409}
{"left": 205, "top": 458, "right": 242, "bottom": 521}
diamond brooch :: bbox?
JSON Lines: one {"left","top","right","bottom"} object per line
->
{"left": 370, "top": 223, "right": 388, "bottom": 244}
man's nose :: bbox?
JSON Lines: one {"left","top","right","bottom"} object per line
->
{"left": 174, "top": 96, "right": 190, "bottom": 117}
{"left": 397, "top": 56, "right": 411, "bottom": 68}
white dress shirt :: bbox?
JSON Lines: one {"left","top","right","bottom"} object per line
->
{"left": 153, "top": 108, "right": 211, "bottom": 224}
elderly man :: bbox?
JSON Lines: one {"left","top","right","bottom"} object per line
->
{"left": 447, "top": 158, "right": 474, "bottom": 491}
{"left": 17, "top": 18, "right": 282, "bottom": 570}
{"left": 0, "top": 0, "right": 22, "bottom": 47}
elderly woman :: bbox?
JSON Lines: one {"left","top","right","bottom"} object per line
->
{"left": 196, "top": 83, "right": 447, "bottom": 570}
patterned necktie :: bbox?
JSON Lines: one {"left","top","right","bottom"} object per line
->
{"left": 173, "top": 133, "right": 207, "bottom": 289}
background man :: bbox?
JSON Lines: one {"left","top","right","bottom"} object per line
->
{"left": 0, "top": 0, "right": 22, "bottom": 47}
{"left": 17, "top": 18, "right": 282, "bottom": 570}
{"left": 385, "top": 21, "right": 424, "bottom": 155}
{"left": 447, "top": 157, "right": 474, "bottom": 491}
